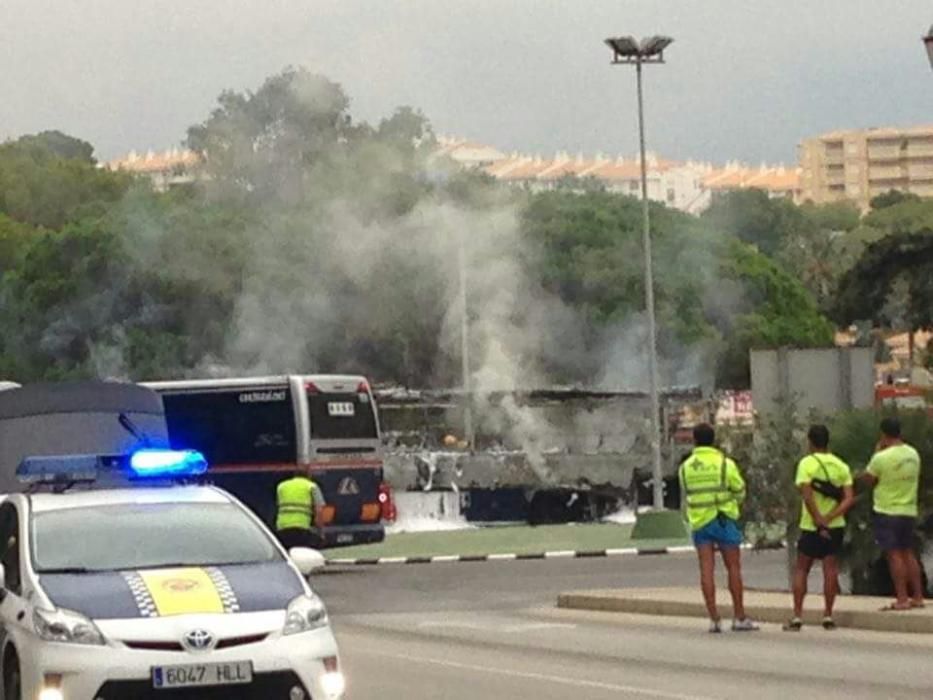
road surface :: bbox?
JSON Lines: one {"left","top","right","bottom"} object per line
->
{"left": 314, "top": 551, "right": 933, "bottom": 698}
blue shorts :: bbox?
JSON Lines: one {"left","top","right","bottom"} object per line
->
{"left": 692, "top": 517, "right": 742, "bottom": 548}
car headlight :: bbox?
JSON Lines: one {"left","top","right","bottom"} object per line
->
{"left": 283, "top": 593, "right": 328, "bottom": 635}
{"left": 34, "top": 608, "right": 105, "bottom": 645}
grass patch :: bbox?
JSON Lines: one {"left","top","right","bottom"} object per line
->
{"left": 326, "top": 523, "right": 692, "bottom": 560}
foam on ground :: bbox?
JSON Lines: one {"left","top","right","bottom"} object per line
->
{"left": 387, "top": 516, "right": 475, "bottom": 534}
{"left": 602, "top": 507, "right": 637, "bottom": 525}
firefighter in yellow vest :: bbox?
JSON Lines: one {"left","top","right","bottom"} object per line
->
{"left": 276, "top": 469, "right": 322, "bottom": 550}
{"left": 679, "top": 423, "right": 759, "bottom": 633}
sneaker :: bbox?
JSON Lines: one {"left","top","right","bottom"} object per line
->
{"left": 821, "top": 617, "right": 836, "bottom": 630}
{"left": 709, "top": 619, "right": 723, "bottom": 634}
{"left": 782, "top": 617, "right": 803, "bottom": 632}
{"left": 732, "top": 618, "right": 760, "bottom": 632}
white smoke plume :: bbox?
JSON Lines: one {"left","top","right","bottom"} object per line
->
{"left": 98, "top": 73, "right": 720, "bottom": 472}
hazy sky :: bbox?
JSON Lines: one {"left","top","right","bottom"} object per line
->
{"left": 3, "top": 1, "right": 933, "bottom": 164}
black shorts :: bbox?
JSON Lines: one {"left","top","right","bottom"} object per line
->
{"left": 873, "top": 513, "right": 916, "bottom": 551}
{"left": 798, "top": 528, "right": 844, "bottom": 559}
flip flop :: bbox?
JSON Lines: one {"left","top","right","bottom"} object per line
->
{"left": 879, "top": 603, "right": 913, "bottom": 612}
{"left": 910, "top": 600, "right": 926, "bottom": 609}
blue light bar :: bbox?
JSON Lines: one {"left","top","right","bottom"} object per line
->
{"left": 128, "top": 449, "right": 208, "bottom": 477}
{"left": 17, "top": 455, "right": 101, "bottom": 483}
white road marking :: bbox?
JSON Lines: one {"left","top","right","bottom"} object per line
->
{"left": 417, "top": 620, "right": 577, "bottom": 633}
{"left": 665, "top": 546, "right": 695, "bottom": 554}
{"left": 501, "top": 622, "right": 577, "bottom": 633}
{"left": 418, "top": 621, "right": 486, "bottom": 631}
{"left": 364, "top": 648, "right": 716, "bottom": 700}
{"left": 488, "top": 553, "right": 517, "bottom": 560}
{"left": 606, "top": 547, "right": 639, "bottom": 556}
{"left": 544, "top": 550, "right": 576, "bottom": 558}
{"left": 377, "top": 557, "right": 408, "bottom": 564}
{"left": 431, "top": 555, "right": 460, "bottom": 562}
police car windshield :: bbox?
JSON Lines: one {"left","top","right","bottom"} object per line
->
{"left": 31, "top": 503, "right": 281, "bottom": 573}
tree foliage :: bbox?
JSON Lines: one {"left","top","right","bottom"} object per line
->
{"left": 869, "top": 189, "right": 922, "bottom": 212}
{"left": 833, "top": 230, "right": 933, "bottom": 332}
{"left": 0, "top": 68, "right": 842, "bottom": 390}
{"left": 187, "top": 67, "right": 357, "bottom": 203}
{"left": 701, "top": 189, "right": 805, "bottom": 257}
{"left": 0, "top": 133, "right": 129, "bottom": 230}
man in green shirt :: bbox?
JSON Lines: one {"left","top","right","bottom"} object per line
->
{"left": 860, "top": 417, "right": 924, "bottom": 610}
{"left": 679, "top": 423, "right": 758, "bottom": 633}
{"left": 784, "top": 425, "right": 855, "bottom": 631}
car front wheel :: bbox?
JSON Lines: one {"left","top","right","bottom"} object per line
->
{"left": 2, "top": 653, "right": 21, "bottom": 700}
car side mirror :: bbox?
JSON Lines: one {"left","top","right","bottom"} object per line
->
{"left": 289, "top": 547, "right": 326, "bottom": 576}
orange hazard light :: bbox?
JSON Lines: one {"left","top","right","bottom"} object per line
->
{"left": 319, "top": 505, "right": 336, "bottom": 526}
{"left": 360, "top": 503, "right": 381, "bottom": 522}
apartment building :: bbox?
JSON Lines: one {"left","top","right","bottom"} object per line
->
{"left": 799, "top": 126, "right": 933, "bottom": 211}
{"left": 104, "top": 148, "right": 201, "bottom": 191}
{"left": 702, "top": 162, "right": 803, "bottom": 204}
{"left": 480, "top": 151, "right": 714, "bottom": 213}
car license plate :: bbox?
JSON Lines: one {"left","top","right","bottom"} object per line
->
{"left": 152, "top": 661, "right": 252, "bottom": 689}
{"left": 336, "top": 533, "right": 354, "bottom": 544}
{"left": 328, "top": 401, "right": 355, "bottom": 417}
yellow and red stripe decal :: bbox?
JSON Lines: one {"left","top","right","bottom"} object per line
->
{"left": 136, "top": 568, "right": 225, "bottom": 616}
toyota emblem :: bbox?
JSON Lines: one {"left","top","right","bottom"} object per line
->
{"left": 182, "top": 628, "right": 216, "bottom": 651}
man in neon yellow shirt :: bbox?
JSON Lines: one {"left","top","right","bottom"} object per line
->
{"left": 784, "top": 425, "right": 855, "bottom": 631}
{"left": 860, "top": 417, "right": 924, "bottom": 610}
{"left": 679, "top": 423, "right": 758, "bottom": 633}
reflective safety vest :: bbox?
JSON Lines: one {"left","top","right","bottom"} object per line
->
{"left": 679, "top": 447, "right": 744, "bottom": 531}
{"left": 276, "top": 476, "right": 315, "bottom": 531}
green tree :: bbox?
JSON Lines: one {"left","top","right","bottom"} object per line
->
{"left": 0, "top": 213, "right": 36, "bottom": 275}
{"left": 186, "top": 67, "right": 357, "bottom": 203}
{"left": 777, "top": 201, "right": 864, "bottom": 310}
{"left": 0, "top": 133, "right": 129, "bottom": 230}
{"left": 702, "top": 189, "right": 805, "bottom": 257}
{"left": 864, "top": 197, "right": 933, "bottom": 235}
{"left": 14, "top": 131, "right": 96, "bottom": 163}
{"left": 800, "top": 201, "right": 861, "bottom": 233}
{"left": 833, "top": 230, "right": 933, "bottom": 335}
{"left": 869, "top": 189, "right": 921, "bottom": 211}
{"left": 715, "top": 238, "right": 836, "bottom": 388}
{"left": 522, "top": 190, "right": 715, "bottom": 343}
{"left": 0, "top": 214, "right": 129, "bottom": 379}
{"left": 377, "top": 106, "right": 435, "bottom": 150}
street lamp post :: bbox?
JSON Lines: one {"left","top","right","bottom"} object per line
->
{"left": 923, "top": 25, "right": 933, "bottom": 70}
{"left": 605, "top": 35, "right": 673, "bottom": 511}
{"left": 457, "top": 230, "right": 474, "bottom": 450}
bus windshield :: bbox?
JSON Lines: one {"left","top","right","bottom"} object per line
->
{"left": 307, "top": 389, "right": 378, "bottom": 440}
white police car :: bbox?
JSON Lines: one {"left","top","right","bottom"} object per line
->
{"left": 0, "top": 449, "right": 345, "bottom": 700}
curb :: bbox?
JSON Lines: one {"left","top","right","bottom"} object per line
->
{"left": 557, "top": 587, "right": 933, "bottom": 634}
{"left": 325, "top": 544, "right": 764, "bottom": 566}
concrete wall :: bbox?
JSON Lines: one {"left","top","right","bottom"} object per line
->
{"left": 750, "top": 347, "right": 874, "bottom": 416}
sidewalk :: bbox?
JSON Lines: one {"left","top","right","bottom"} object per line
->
{"left": 557, "top": 587, "right": 933, "bottom": 634}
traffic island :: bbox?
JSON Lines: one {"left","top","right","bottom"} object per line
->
{"left": 557, "top": 587, "right": 933, "bottom": 634}
{"left": 630, "top": 509, "right": 689, "bottom": 540}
